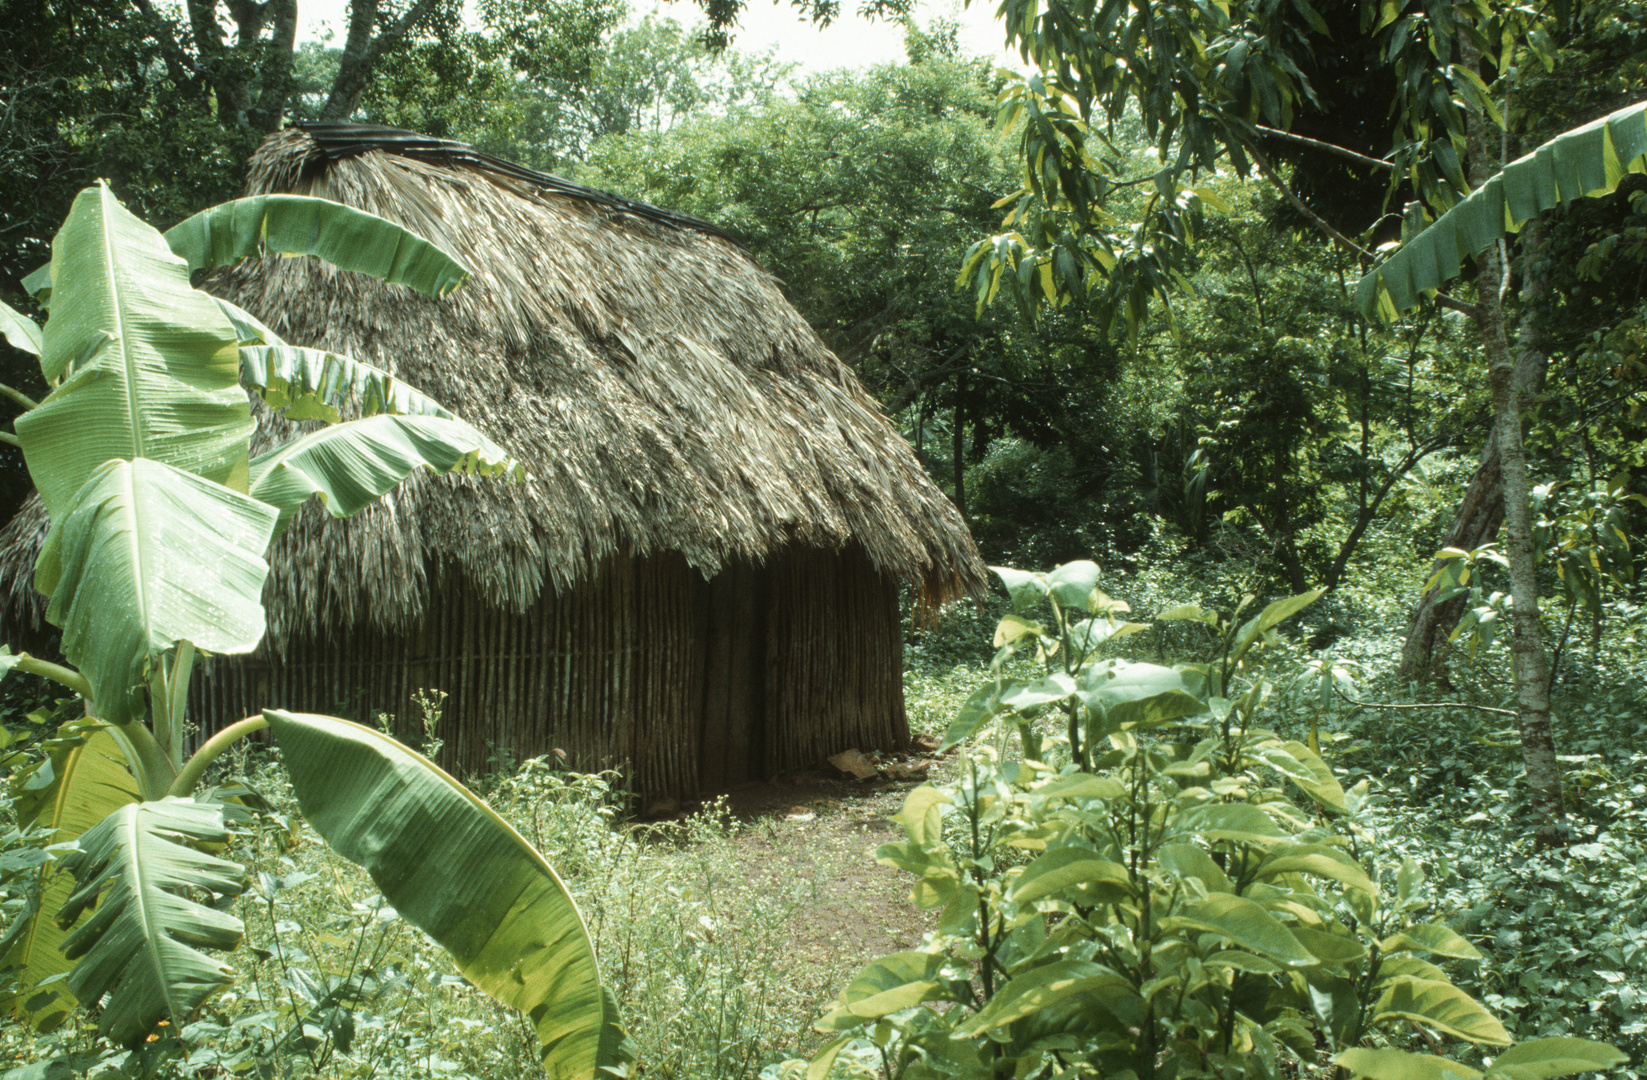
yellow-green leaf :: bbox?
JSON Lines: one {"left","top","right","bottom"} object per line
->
{"left": 1337, "top": 1047, "right": 1483, "bottom": 1080}
{"left": 1375, "top": 976, "right": 1511, "bottom": 1046}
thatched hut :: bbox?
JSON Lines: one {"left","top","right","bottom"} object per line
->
{"left": 0, "top": 124, "right": 986, "bottom": 794}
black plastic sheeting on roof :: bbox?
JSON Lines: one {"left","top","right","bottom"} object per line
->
{"left": 295, "top": 122, "right": 742, "bottom": 246}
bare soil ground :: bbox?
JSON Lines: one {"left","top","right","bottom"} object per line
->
{"left": 650, "top": 748, "right": 953, "bottom": 1039}
{"left": 722, "top": 769, "right": 936, "bottom": 968}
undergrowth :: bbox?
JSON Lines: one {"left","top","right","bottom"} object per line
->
{"left": 2, "top": 572, "right": 1643, "bottom": 1078}
{"left": 1, "top": 753, "right": 836, "bottom": 1080}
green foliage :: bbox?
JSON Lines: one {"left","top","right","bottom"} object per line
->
{"left": 1360, "top": 102, "right": 1647, "bottom": 320}
{"left": 0, "top": 185, "right": 614, "bottom": 1076}
{"left": 793, "top": 561, "right": 1625, "bottom": 1080}
{"left": 265, "top": 710, "right": 615, "bottom": 1076}
{"left": 2, "top": 751, "right": 849, "bottom": 1078}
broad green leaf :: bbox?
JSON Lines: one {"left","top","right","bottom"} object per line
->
{"left": 1278, "top": 740, "right": 1348, "bottom": 813}
{"left": 1374, "top": 976, "right": 1512, "bottom": 1045}
{"left": 1231, "top": 588, "right": 1327, "bottom": 664}
{"left": 264, "top": 710, "right": 620, "bottom": 1078}
{"left": 0, "top": 646, "right": 20, "bottom": 686}
{"left": 211, "top": 297, "right": 284, "bottom": 347}
{"left": 807, "top": 1034, "right": 855, "bottom": 1080}
{"left": 817, "top": 951, "right": 951, "bottom": 1029}
{"left": 940, "top": 684, "right": 1008, "bottom": 750}
{"left": 1174, "top": 802, "right": 1293, "bottom": 846}
{"left": 1380, "top": 923, "right": 1483, "bottom": 960}
{"left": 1337, "top": 1048, "right": 1484, "bottom": 1080}
{"left": 993, "top": 613, "right": 1042, "bottom": 646}
{"left": 1079, "top": 660, "right": 1208, "bottom": 731}
{"left": 1157, "top": 604, "right": 1218, "bottom": 624}
{"left": 0, "top": 300, "right": 42, "bottom": 358}
{"left": 1255, "top": 843, "right": 1375, "bottom": 897}
{"left": 993, "top": 565, "right": 1049, "bottom": 612}
{"left": 1359, "top": 102, "right": 1647, "bottom": 318}
{"left": 1068, "top": 617, "right": 1150, "bottom": 653}
{"left": 1484, "top": 1038, "right": 1629, "bottom": 1080}
{"left": 1, "top": 720, "right": 141, "bottom": 1031}
{"left": 163, "top": 195, "right": 471, "bottom": 298}
{"left": 1033, "top": 773, "right": 1127, "bottom": 801}
{"left": 1158, "top": 842, "right": 1234, "bottom": 893}
{"left": 20, "top": 264, "right": 51, "bottom": 304}
{"left": 15, "top": 184, "right": 252, "bottom": 519}
{"left": 34, "top": 459, "right": 277, "bottom": 724}
{"left": 1290, "top": 925, "right": 1368, "bottom": 964}
{"left": 1308, "top": 971, "right": 1362, "bottom": 1047}
{"left": 1379, "top": 955, "right": 1452, "bottom": 984}
{"left": 875, "top": 840, "right": 961, "bottom": 909}
{"left": 1000, "top": 672, "right": 1077, "bottom": 710}
{"left": 240, "top": 346, "right": 456, "bottom": 424}
{"left": 248, "top": 414, "right": 522, "bottom": 537}
{"left": 1248, "top": 742, "right": 1319, "bottom": 785}
{"left": 1397, "top": 857, "right": 1425, "bottom": 906}
{"left": 1161, "top": 894, "right": 1318, "bottom": 966}
{"left": 1046, "top": 560, "right": 1102, "bottom": 611}
{"left": 1206, "top": 950, "right": 1283, "bottom": 974}
{"left": 56, "top": 798, "right": 247, "bottom": 1047}
{"left": 893, "top": 785, "right": 951, "bottom": 845}
{"left": 1011, "top": 847, "right": 1133, "bottom": 903}
{"left": 950, "top": 959, "right": 1137, "bottom": 1035}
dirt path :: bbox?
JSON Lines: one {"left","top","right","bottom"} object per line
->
{"left": 723, "top": 771, "right": 936, "bottom": 968}
{"left": 658, "top": 756, "right": 951, "bottom": 1032}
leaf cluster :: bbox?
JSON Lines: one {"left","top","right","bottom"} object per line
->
{"left": 795, "top": 560, "right": 1625, "bottom": 1080}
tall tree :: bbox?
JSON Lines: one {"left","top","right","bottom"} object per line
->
{"left": 923, "top": 0, "right": 1616, "bottom": 844}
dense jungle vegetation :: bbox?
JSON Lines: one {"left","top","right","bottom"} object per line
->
{"left": 3, "top": 0, "right": 1647, "bottom": 1077}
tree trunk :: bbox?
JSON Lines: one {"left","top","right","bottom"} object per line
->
{"left": 249, "top": 0, "right": 299, "bottom": 133}
{"left": 1400, "top": 430, "right": 1503, "bottom": 678}
{"left": 1463, "top": 74, "right": 1564, "bottom": 845}
{"left": 951, "top": 370, "right": 968, "bottom": 523}
{"left": 320, "top": 0, "right": 444, "bottom": 121}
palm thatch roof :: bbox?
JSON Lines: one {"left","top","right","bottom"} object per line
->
{"left": 1, "top": 125, "right": 986, "bottom": 650}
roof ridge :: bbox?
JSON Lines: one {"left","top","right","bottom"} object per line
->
{"left": 294, "top": 122, "right": 743, "bottom": 247}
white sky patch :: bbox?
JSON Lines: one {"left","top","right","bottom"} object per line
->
{"left": 296, "top": 0, "right": 1020, "bottom": 78}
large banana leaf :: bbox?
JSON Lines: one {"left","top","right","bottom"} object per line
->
{"left": 14, "top": 184, "right": 252, "bottom": 519}
{"left": 1359, "top": 100, "right": 1647, "bottom": 319}
{"left": 163, "top": 195, "right": 471, "bottom": 298}
{"left": 248, "top": 413, "right": 522, "bottom": 536}
{"left": 240, "top": 345, "right": 456, "bottom": 423}
{"left": 264, "top": 710, "right": 624, "bottom": 1078}
{"left": 0, "top": 299, "right": 41, "bottom": 357}
{"left": 34, "top": 458, "right": 277, "bottom": 724}
{"left": 1, "top": 720, "right": 142, "bottom": 1031}
{"left": 212, "top": 297, "right": 285, "bottom": 348}
{"left": 55, "top": 798, "right": 246, "bottom": 1046}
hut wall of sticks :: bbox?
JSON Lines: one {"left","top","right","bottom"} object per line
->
{"left": 0, "top": 124, "right": 988, "bottom": 794}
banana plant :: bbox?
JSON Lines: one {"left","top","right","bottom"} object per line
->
{"left": 1358, "top": 99, "right": 1647, "bottom": 320}
{"left": 0, "top": 183, "right": 625, "bottom": 1078}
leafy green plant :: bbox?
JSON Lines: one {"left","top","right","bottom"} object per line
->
{"left": 1358, "top": 101, "right": 1647, "bottom": 321}
{"left": 0, "top": 184, "right": 623, "bottom": 1077}
{"left": 792, "top": 561, "right": 1627, "bottom": 1080}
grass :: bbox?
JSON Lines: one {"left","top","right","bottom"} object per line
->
{"left": 0, "top": 739, "right": 935, "bottom": 1080}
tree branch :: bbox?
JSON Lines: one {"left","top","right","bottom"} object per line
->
{"left": 1335, "top": 687, "right": 1515, "bottom": 717}
{"left": 250, "top": 0, "right": 298, "bottom": 131}
{"left": 1242, "top": 137, "right": 1375, "bottom": 263}
{"left": 1254, "top": 125, "right": 1395, "bottom": 172}
{"left": 320, "top": 0, "right": 444, "bottom": 120}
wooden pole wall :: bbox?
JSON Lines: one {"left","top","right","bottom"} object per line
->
{"left": 187, "top": 544, "right": 905, "bottom": 795}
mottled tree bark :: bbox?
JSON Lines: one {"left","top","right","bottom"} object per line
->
{"left": 1463, "top": 72, "right": 1565, "bottom": 844}
{"left": 951, "top": 368, "right": 968, "bottom": 523}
